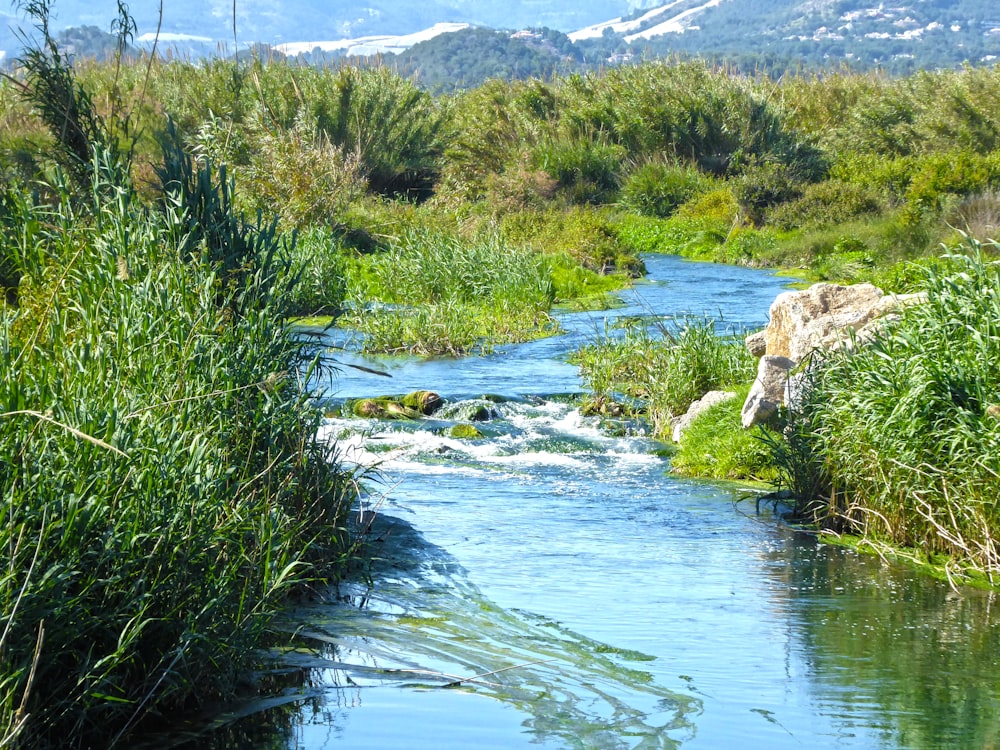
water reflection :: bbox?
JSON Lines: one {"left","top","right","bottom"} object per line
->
{"left": 762, "top": 533, "right": 1000, "bottom": 749}
{"left": 274, "top": 514, "right": 703, "bottom": 749}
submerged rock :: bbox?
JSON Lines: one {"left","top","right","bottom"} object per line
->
{"left": 400, "top": 390, "right": 444, "bottom": 416}
{"left": 438, "top": 399, "right": 502, "bottom": 422}
{"left": 349, "top": 390, "right": 443, "bottom": 420}
{"left": 447, "top": 424, "right": 483, "bottom": 439}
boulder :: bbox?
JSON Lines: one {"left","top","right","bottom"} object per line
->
{"left": 764, "top": 283, "right": 885, "bottom": 362}
{"left": 672, "top": 390, "right": 738, "bottom": 443}
{"left": 742, "top": 355, "right": 795, "bottom": 429}
{"left": 400, "top": 390, "right": 444, "bottom": 415}
{"left": 740, "top": 282, "right": 927, "bottom": 429}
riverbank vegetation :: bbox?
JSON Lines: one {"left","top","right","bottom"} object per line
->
{"left": 3, "top": 8, "right": 1000, "bottom": 739}
{"left": 0, "top": 8, "right": 358, "bottom": 747}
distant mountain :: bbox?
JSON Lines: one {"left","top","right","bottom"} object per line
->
{"left": 1, "top": 0, "right": 997, "bottom": 74}
{"left": 573, "top": 0, "right": 1000, "bottom": 70}
{"left": 0, "top": 0, "right": 660, "bottom": 53}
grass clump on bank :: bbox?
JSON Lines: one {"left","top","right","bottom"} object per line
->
{"left": 773, "top": 240, "right": 1000, "bottom": 579}
{"left": 0, "top": 154, "right": 357, "bottom": 748}
{"left": 573, "top": 317, "right": 756, "bottom": 436}
{"left": 670, "top": 385, "right": 780, "bottom": 483}
{"left": 344, "top": 230, "right": 558, "bottom": 355}
{"left": 0, "top": 10, "right": 359, "bottom": 738}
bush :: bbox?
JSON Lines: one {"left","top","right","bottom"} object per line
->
{"left": 531, "top": 133, "right": 626, "bottom": 204}
{"left": 904, "top": 150, "right": 1000, "bottom": 222}
{"left": 766, "top": 179, "right": 885, "bottom": 231}
{"left": 675, "top": 186, "right": 739, "bottom": 224}
{"left": 618, "top": 160, "right": 712, "bottom": 218}
{"left": 237, "top": 110, "right": 367, "bottom": 231}
{"left": 732, "top": 160, "right": 804, "bottom": 227}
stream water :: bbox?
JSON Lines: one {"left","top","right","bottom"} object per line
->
{"left": 163, "top": 255, "right": 1000, "bottom": 749}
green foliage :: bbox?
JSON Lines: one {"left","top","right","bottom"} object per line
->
{"left": 546, "top": 251, "right": 625, "bottom": 306}
{"left": 732, "top": 160, "right": 804, "bottom": 227}
{"left": 904, "top": 149, "right": 1000, "bottom": 222}
{"left": 573, "top": 316, "right": 756, "bottom": 438}
{"left": 321, "top": 65, "right": 445, "bottom": 198}
{"left": 531, "top": 131, "right": 625, "bottom": 204}
{"left": 235, "top": 109, "right": 367, "bottom": 231}
{"left": 0, "top": 161, "right": 354, "bottom": 747}
{"left": 282, "top": 226, "right": 350, "bottom": 316}
{"left": 345, "top": 230, "right": 556, "bottom": 354}
{"left": 501, "top": 206, "right": 644, "bottom": 276}
{"left": 828, "top": 151, "right": 915, "bottom": 201}
{"left": 15, "top": 0, "right": 134, "bottom": 189}
{"left": 675, "top": 186, "right": 739, "bottom": 224}
{"left": 618, "top": 160, "right": 713, "bottom": 218}
{"left": 671, "top": 385, "right": 780, "bottom": 482}
{"left": 612, "top": 214, "right": 726, "bottom": 257}
{"left": 767, "top": 179, "right": 886, "bottom": 231}
{"left": 776, "top": 239, "right": 1000, "bottom": 574}
{"left": 558, "top": 62, "right": 823, "bottom": 178}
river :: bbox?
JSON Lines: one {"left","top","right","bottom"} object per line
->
{"left": 158, "top": 254, "right": 1000, "bottom": 749}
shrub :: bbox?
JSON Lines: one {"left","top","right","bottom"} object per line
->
{"left": 904, "top": 150, "right": 1000, "bottom": 221}
{"left": 732, "top": 160, "right": 804, "bottom": 227}
{"left": 531, "top": 132, "right": 626, "bottom": 204}
{"left": 618, "top": 160, "right": 712, "bottom": 218}
{"left": 766, "top": 179, "right": 885, "bottom": 231}
{"left": 237, "top": 109, "right": 367, "bottom": 231}
{"left": 675, "top": 186, "right": 739, "bottom": 224}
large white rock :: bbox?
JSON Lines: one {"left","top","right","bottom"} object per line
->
{"left": 765, "top": 283, "right": 886, "bottom": 362}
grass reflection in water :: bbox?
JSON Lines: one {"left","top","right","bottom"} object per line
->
{"left": 268, "top": 514, "right": 702, "bottom": 749}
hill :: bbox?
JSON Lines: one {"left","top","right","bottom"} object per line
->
{"left": 1, "top": 0, "right": 996, "bottom": 76}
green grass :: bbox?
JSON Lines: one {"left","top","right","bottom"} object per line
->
{"left": 0, "top": 158, "right": 356, "bottom": 748}
{"left": 344, "top": 229, "right": 557, "bottom": 355}
{"left": 670, "top": 385, "right": 781, "bottom": 483}
{"left": 573, "top": 316, "right": 756, "bottom": 438}
{"left": 775, "top": 237, "right": 1000, "bottom": 577}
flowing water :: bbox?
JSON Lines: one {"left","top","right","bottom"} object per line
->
{"left": 160, "top": 255, "right": 1000, "bottom": 749}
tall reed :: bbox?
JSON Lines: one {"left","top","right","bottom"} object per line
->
{"left": 0, "top": 151, "right": 355, "bottom": 747}
{"left": 573, "top": 316, "right": 756, "bottom": 436}
{"left": 779, "top": 238, "right": 1000, "bottom": 577}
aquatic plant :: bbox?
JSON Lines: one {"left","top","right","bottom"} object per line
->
{"left": 573, "top": 316, "right": 756, "bottom": 438}
{"left": 345, "top": 230, "right": 556, "bottom": 355}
